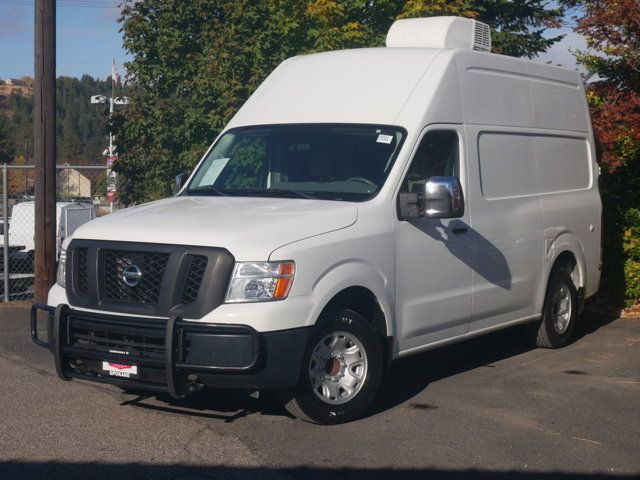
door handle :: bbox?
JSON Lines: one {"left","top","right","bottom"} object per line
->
{"left": 452, "top": 226, "right": 468, "bottom": 235}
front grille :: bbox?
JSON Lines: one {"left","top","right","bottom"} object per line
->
{"left": 67, "top": 240, "right": 235, "bottom": 318}
{"left": 76, "top": 248, "right": 88, "bottom": 296}
{"left": 181, "top": 255, "right": 208, "bottom": 305}
{"left": 104, "top": 250, "right": 170, "bottom": 304}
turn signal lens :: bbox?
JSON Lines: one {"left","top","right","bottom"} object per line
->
{"left": 225, "top": 261, "right": 295, "bottom": 303}
{"left": 273, "top": 262, "right": 295, "bottom": 299}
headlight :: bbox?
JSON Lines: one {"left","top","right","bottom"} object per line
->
{"left": 57, "top": 247, "right": 67, "bottom": 288}
{"left": 225, "top": 261, "right": 295, "bottom": 303}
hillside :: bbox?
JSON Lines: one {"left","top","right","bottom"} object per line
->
{"left": 0, "top": 75, "right": 115, "bottom": 165}
{"left": 0, "top": 83, "right": 33, "bottom": 111}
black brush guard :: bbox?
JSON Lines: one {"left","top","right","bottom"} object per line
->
{"left": 31, "top": 302, "right": 259, "bottom": 398}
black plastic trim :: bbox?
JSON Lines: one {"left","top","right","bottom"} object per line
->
{"left": 53, "top": 304, "right": 72, "bottom": 381}
{"left": 65, "top": 240, "right": 235, "bottom": 319}
{"left": 197, "top": 327, "right": 311, "bottom": 390}
{"left": 165, "top": 316, "right": 183, "bottom": 398}
{"left": 30, "top": 303, "right": 306, "bottom": 397}
{"left": 30, "top": 302, "right": 54, "bottom": 349}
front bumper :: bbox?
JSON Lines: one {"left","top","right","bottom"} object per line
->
{"left": 31, "top": 302, "right": 310, "bottom": 397}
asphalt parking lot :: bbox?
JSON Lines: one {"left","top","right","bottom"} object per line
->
{"left": 0, "top": 304, "right": 638, "bottom": 480}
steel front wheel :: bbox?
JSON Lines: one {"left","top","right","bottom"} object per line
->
{"left": 278, "top": 309, "right": 383, "bottom": 424}
{"left": 532, "top": 266, "right": 578, "bottom": 349}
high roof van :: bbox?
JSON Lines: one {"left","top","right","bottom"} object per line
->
{"left": 33, "top": 17, "right": 601, "bottom": 424}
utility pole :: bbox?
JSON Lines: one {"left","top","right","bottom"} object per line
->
{"left": 91, "top": 59, "right": 128, "bottom": 213}
{"left": 34, "top": 0, "right": 56, "bottom": 303}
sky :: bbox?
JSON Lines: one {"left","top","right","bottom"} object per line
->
{"left": 536, "top": 28, "right": 588, "bottom": 71}
{"left": 0, "top": 0, "right": 131, "bottom": 80}
{"left": 0, "top": 1, "right": 586, "bottom": 82}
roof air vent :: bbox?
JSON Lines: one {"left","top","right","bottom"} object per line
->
{"left": 386, "top": 16, "right": 492, "bottom": 52}
{"left": 472, "top": 21, "right": 491, "bottom": 52}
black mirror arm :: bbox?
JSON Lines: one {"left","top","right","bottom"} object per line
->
{"left": 398, "top": 192, "right": 425, "bottom": 219}
{"left": 174, "top": 172, "right": 190, "bottom": 193}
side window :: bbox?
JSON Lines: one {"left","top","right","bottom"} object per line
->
{"left": 401, "top": 130, "right": 459, "bottom": 192}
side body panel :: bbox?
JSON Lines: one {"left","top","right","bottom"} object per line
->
{"left": 454, "top": 51, "right": 600, "bottom": 330}
{"left": 464, "top": 126, "right": 544, "bottom": 330}
{"left": 538, "top": 87, "right": 602, "bottom": 299}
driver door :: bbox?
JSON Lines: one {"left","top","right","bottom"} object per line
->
{"left": 394, "top": 126, "right": 473, "bottom": 352}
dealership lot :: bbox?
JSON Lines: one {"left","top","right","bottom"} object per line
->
{"left": 0, "top": 304, "right": 638, "bottom": 480}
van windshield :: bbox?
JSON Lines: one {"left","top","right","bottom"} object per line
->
{"left": 186, "top": 124, "right": 406, "bottom": 201}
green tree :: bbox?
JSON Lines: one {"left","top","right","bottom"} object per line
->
{"left": 0, "top": 76, "right": 112, "bottom": 165}
{"left": 0, "top": 114, "right": 16, "bottom": 163}
{"left": 116, "top": 0, "right": 565, "bottom": 204}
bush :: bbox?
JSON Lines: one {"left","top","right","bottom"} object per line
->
{"left": 625, "top": 260, "right": 640, "bottom": 302}
{"left": 599, "top": 154, "right": 640, "bottom": 308}
{"left": 622, "top": 208, "right": 640, "bottom": 260}
{"left": 621, "top": 208, "right": 640, "bottom": 303}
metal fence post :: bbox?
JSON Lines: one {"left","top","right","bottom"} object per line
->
{"left": 3, "top": 164, "right": 9, "bottom": 303}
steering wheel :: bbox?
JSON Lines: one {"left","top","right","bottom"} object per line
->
{"left": 346, "top": 176, "right": 376, "bottom": 186}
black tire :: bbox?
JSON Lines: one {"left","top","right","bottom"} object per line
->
{"left": 530, "top": 266, "right": 578, "bottom": 349}
{"left": 277, "top": 308, "right": 383, "bottom": 425}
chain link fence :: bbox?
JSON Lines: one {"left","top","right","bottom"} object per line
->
{"left": 1, "top": 164, "right": 110, "bottom": 302}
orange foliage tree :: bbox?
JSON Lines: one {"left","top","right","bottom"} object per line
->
{"left": 574, "top": 0, "right": 640, "bottom": 170}
{"left": 572, "top": 0, "right": 640, "bottom": 304}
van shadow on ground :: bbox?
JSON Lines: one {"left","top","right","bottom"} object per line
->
{"left": 0, "top": 462, "right": 636, "bottom": 480}
{"left": 122, "top": 306, "right": 616, "bottom": 423}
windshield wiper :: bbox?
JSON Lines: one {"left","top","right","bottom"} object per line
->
{"left": 186, "top": 185, "right": 230, "bottom": 196}
{"left": 267, "top": 189, "right": 317, "bottom": 199}
{"left": 187, "top": 187, "right": 317, "bottom": 199}
{"left": 215, "top": 188, "right": 317, "bottom": 199}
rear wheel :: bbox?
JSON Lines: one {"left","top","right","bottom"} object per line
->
{"left": 277, "top": 308, "right": 383, "bottom": 424}
{"left": 531, "top": 266, "right": 578, "bottom": 348}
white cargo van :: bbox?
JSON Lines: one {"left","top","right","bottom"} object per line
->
{"left": 33, "top": 17, "right": 601, "bottom": 424}
{"left": 3, "top": 202, "right": 94, "bottom": 298}
{"left": 8, "top": 201, "right": 95, "bottom": 257}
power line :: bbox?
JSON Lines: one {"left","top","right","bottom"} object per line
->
{"left": 0, "top": 59, "right": 125, "bottom": 65}
{"left": 0, "top": 1, "right": 121, "bottom": 5}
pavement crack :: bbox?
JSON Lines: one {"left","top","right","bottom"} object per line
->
{"left": 182, "top": 424, "right": 208, "bottom": 458}
{"left": 572, "top": 436, "right": 603, "bottom": 446}
{"left": 0, "top": 351, "right": 53, "bottom": 378}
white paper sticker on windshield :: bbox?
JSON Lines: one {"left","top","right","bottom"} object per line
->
{"left": 200, "top": 157, "right": 230, "bottom": 185}
{"left": 376, "top": 134, "right": 393, "bottom": 144}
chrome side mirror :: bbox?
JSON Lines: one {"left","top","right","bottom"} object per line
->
{"left": 398, "top": 176, "right": 464, "bottom": 220}
{"left": 424, "top": 176, "right": 464, "bottom": 219}
{"left": 174, "top": 171, "right": 190, "bottom": 193}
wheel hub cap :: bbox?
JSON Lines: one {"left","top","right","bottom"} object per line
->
{"left": 308, "top": 331, "right": 368, "bottom": 405}
{"left": 552, "top": 285, "right": 572, "bottom": 334}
